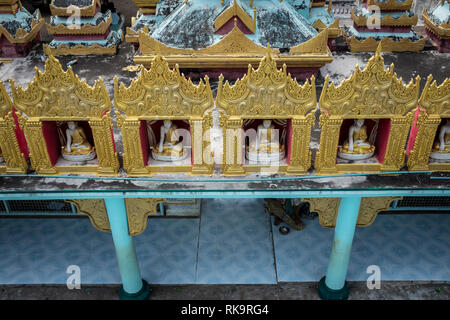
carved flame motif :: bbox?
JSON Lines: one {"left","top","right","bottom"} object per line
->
{"left": 10, "top": 55, "right": 111, "bottom": 119}
{"left": 420, "top": 76, "right": 450, "bottom": 116}
{"left": 114, "top": 55, "right": 214, "bottom": 117}
{"left": 319, "top": 45, "right": 420, "bottom": 117}
{"left": 216, "top": 49, "right": 316, "bottom": 117}
{"left": 0, "top": 82, "right": 12, "bottom": 119}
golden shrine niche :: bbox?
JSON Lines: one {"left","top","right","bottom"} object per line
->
{"left": 216, "top": 50, "right": 317, "bottom": 176}
{"left": 10, "top": 54, "right": 119, "bottom": 176}
{"left": 0, "top": 81, "right": 28, "bottom": 173}
{"left": 407, "top": 76, "right": 450, "bottom": 172}
{"left": 114, "top": 55, "right": 215, "bottom": 176}
{"left": 316, "top": 45, "right": 420, "bottom": 174}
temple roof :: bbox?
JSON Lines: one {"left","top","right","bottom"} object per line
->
{"left": 427, "top": 0, "right": 450, "bottom": 25}
{"left": 0, "top": 7, "right": 43, "bottom": 43}
{"left": 50, "top": 0, "right": 100, "bottom": 17}
{"left": 51, "top": 0, "right": 96, "bottom": 8}
{"left": 49, "top": 9, "right": 111, "bottom": 27}
{"left": 148, "top": 0, "right": 318, "bottom": 50}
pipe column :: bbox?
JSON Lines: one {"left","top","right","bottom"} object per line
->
{"left": 105, "top": 198, "right": 150, "bottom": 300}
{"left": 318, "top": 196, "right": 362, "bottom": 300}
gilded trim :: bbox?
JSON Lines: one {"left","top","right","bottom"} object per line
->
{"left": 136, "top": 25, "right": 332, "bottom": 68}
{"left": 43, "top": 43, "right": 118, "bottom": 56}
{"left": 344, "top": 33, "right": 426, "bottom": 52}
{"left": 366, "top": 0, "right": 413, "bottom": 11}
{"left": 214, "top": 0, "right": 256, "bottom": 34}
{"left": 351, "top": 7, "right": 418, "bottom": 27}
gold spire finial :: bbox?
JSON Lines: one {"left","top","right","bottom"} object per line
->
{"left": 328, "top": 0, "right": 333, "bottom": 14}
{"left": 376, "top": 42, "right": 382, "bottom": 55}
{"left": 266, "top": 43, "right": 271, "bottom": 57}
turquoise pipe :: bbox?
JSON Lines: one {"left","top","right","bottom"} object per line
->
{"left": 104, "top": 198, "right": 144, "bottom": 295}
{"left": 325, "top": 196, "right": 362, "bottom": 291}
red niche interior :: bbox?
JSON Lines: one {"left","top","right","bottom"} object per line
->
{"left": 42, "top": 121, "right": 94, "bottom": 166}
{"left": 145, "top": 120, "right": 193, "bottom": 165}
{"left": 337, "top": 119, "right": 391, "bottom": 164}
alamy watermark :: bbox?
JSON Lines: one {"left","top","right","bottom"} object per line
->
{"left": 66, "top": 265, "right": 81, "bottom": 290}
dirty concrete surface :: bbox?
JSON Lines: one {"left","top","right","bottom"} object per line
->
{"left": 1, "top": 281, "right": 449, "bottom": 300}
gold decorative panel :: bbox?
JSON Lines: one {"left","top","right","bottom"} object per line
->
{"left": 114, "top": 55, "right": 215, "bottom": 175}
{"left": 408, "top": 76, "right": 450, "bottom": 172}
{"left": 316, "top": 45, "right": 420, "bottom": 174}
{"left": 10, "top": 54, "right": 118, "bottom": 175}
{"left": 0, "top": 81, "right": 28, "bottom": 173}
{"left": 67, "top": 198, "right": 165, "bottom": 236}
{"left": 302, "top": 196, "right": 402, "bottom": 228}
{"left": 125, "top": 198, "right": 165, "bottom": 236}
{"left": 135, "top": 25, "right": 332, "bottom": 69}
{"left": 67, "top": 199, "right": 111, "bottom": 233}
{"left": 216, "top": 50, "right": 317, "bottom": 176}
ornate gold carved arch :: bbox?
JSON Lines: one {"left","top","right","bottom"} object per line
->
{"left": 216, "top": 50, "right": 317, "bottom": 176}
{"left": 316, "top": 45, "right": 420, "bottom": 174}
{"left": 10, "top": 54, "right": 118, "bottom": 175}
{"left": 408, "top": 76, "right": 450, "bottom": 172}
{"left": 114, "top": 55, "right": 215, "bottom": 176}
{"left": 0, "top": 81, "right": 28, "bottom": 173}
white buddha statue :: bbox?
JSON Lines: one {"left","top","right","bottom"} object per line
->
{"left": 62, "top": 121, "right": 96, "bottom": 161}
{"left": 246, "top": 119, "right": 285, "bottom": 163}
{"left": 338, "top": 119, "right": 375, "bottom": 161}
{"left": 151, "top": 120, "right": 186, "bottom": 161}
{"left": 430, "top": 119, "right": 450, "bottom": 160}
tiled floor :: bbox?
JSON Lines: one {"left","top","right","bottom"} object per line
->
{"left": 0, "top": 199, "right": 449, "bottom": 285}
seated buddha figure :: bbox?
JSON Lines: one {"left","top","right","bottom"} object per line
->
{"left": 246, "top": 119, "right": 285, "bottom": 163}
{"left": 338, "top": 119, "right": 375, "bottom": 161}
{"left": 61, "top": 121, "right": 96, "bottom": 162}
{"left": 151, "top": 120, "right": 186, "bottom": 161}
{"left": 430, "top": 119, "right": 450, "bottom": 160}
